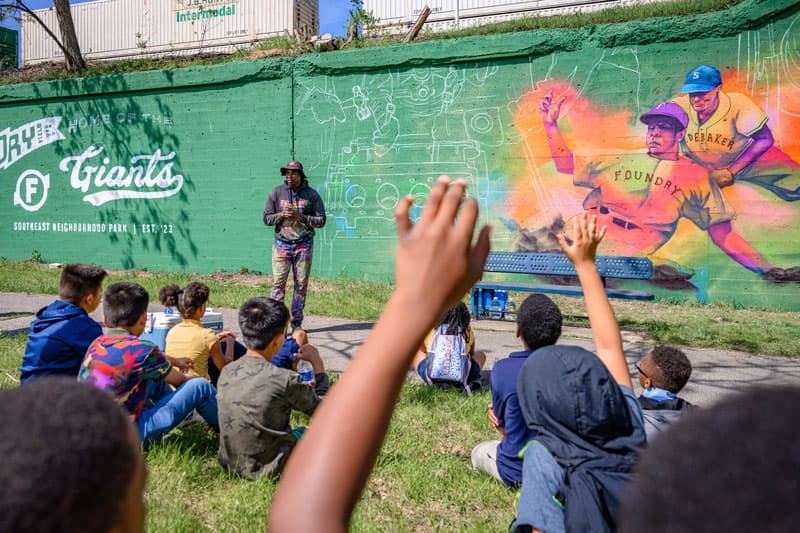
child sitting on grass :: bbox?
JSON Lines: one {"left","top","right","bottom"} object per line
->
{"left": 0, "top": 379, "right": 146, "bottom": 532}
{"left": 269, "top": 176, "right": 491, "bottom": 531}
{"left": 158, "top": 283, "right": 181, "bottom": 315}
{"left": 20, "top": 263, "right": 107, "bottom": 382}
{"left": 412, "top": 301, "right": 485, "bottom": 392}
{"left": 471, "top": 292, "right": 563, "bottom": 488}
{"left": 216, "top": 297, "right": 320, "bottom": 480}
{"left": 621, "top": 385, "right": 800, "bottom": 533}
{"left": 79, "top": 281, "right": 219, "bottom": 445}
{"left": 270, "top": 328, "right": 329, "bottom": 396}
{"left": 511, "top": 214, "right": 647, "bottom": 533}
{"left": 635, "top": 345, "right": 693, "bottom": 440}
{"left": 163, "top": 282, "right": 236, "bottom": 383}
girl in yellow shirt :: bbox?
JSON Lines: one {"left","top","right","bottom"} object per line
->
{"left": 164, "top": 282, "right": 235, "bottom": 382}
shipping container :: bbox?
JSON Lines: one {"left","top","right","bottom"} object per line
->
{"left": 21, "top": 0, "right": 318, "bottom": 66}
{"left": 0, "top": 27, "right": 17, "bottom": 70}
{"left": 364, "top": 0, "right": 670, "bottom": 33}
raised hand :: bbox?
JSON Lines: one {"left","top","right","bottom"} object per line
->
{"left": 539, "top": 89, "right": 567, "bottom": 126}
{"left": 394, "top": 176, "right": 491, "bottom": 315}
{"left": 557, "top": 213, "right": 606, "bottom": 268}
{"left": 269, "top": 176, "right": 490, "bottom": 533}
{"left": 558, "top": 212, "right": 630, "bottom": 388}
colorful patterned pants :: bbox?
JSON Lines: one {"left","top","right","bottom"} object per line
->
{"left": 271, "top": 239, "right": 313, "bottom": 323}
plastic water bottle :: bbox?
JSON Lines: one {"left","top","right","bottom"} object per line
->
{"left": 504, "top": 298, "right": 517, "bottom": 321}
{"left": 297, "top": 359, "right": 314, "bottom": 385}
{"left": 488, "top": 297, "right": 503, "bottom": 320}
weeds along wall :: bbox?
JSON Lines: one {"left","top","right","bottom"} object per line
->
{"left": 2, "top": 0, "right": 799, "bottom": 310}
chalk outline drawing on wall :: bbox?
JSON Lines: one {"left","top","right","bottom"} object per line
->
{"left": 297, "top": 63, "right": 505, "bottom": 269}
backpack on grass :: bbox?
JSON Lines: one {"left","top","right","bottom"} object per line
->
{"left": 425, "top": 326, "right": 472, "bottom": 395}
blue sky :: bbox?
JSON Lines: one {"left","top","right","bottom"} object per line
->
{"left": 3, "top": 0, "right": 352, "bottom": 37}
{"left": 321, "top": 0, "right": 352, "bottom": 37}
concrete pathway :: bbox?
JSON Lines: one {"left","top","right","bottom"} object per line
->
{"left": 2, "top": 291, "right": 799, "bottom": 407}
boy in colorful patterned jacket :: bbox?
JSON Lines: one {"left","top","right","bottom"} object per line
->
{"left": 79, "top": 281, "right": 219, "bottom": 445}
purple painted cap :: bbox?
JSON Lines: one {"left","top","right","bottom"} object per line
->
{"left": 639, "top": 102, "right": 689, "bottom": 130}
{"left": 680, "top": 65, "right": 722, "bottom": 93}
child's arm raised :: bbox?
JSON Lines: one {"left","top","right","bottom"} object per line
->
{"left": 557, "top": 213, "right": 632, "bottom": 389}
{"left": 269, "top": 177, "right": 490, "bottom": 532}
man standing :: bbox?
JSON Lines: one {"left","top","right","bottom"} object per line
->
{"left": 263, "top": 160, "right": 326, "bottom": 331}
{"left": 673, "top": 65, "right": 799, "bottom": 202}
{"left": 539, "top": 93, "right": 782, "bottom": 277}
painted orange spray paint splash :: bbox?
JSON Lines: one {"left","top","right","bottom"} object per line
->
{"left": 511, "top": 81, "right": 642, "bottom": 227}
{"left": 511, "top": 75, "right": 799, "bottom": 238}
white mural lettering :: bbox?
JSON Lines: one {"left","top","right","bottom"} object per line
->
{"left": 0, "top": 117, "right": 65, "bottom": 170}
{"left": 59, "top": 145, "right": 184, "bottom": 207}
{"left": 13, "top": 169, "right": 50, "bottom": 212}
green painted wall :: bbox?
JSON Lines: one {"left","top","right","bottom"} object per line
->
{"left": 1, "top": 61, "right": 292, "bottom": 272}
{"left": 2, "top": 0, "right": 799, "bottom": 309}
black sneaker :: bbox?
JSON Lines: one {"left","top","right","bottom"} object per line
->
{"left": 763, "top": 266, "right": 800, "bottom": 283}
{"left": 291, "top": 320, "right": 303, "bottom": 332}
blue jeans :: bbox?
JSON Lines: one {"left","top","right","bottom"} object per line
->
{"left": 512, "top": 440, "right": 566, "bottom": 533}
{"left": 136, "top": 378, "right": 219, "bottom": 445}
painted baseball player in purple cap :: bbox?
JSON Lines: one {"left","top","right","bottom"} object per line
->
{"left": 673, "top": 65, "right": 799, "bottom": 202}
{"left": 539, "top": 91, "right": 784, "bottom": 278}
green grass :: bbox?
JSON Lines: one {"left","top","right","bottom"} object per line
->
{"left": 0, "top": 260, "right": 393, "bottom": 322}
{"left": 1, "top": 246, "right": 797, "bottom": 529}
{"left": 2, "top": 259, "right": 798, "bottom": 356}
{"left": 0, "top": 312, "right": 31, "bottom": 321}
{"left": 0, "top": 0, "right": 745, "bottom": 85}
{"left": 420, "top": 0, "right": 744, "bottom": 40}
{"left": 543, "top": 295, "right": 800, "bottom": 356}
{"left": 0, "top": 333, "right": 513, "bottom": 531}
{"left": 0, "top": 332, "right": 25, "bottom": 389}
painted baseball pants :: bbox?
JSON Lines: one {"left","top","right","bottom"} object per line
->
{"left": 271, "top": 239, "right": 313, "bottom": 323}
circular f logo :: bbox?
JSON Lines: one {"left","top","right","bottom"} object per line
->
{"left": 13, "top": 169, "right": 50, "bottom": 212}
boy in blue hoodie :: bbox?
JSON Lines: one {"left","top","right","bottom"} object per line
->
{"left": 20, "top": 264, "right": 107, "bottom": 382}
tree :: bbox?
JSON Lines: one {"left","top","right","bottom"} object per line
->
{"left": 0, "top": 0, "right": 85, "bottom": 72}
{"left": 346, "top": 0, "right": 380, "bottom": 42}
{"left": 53, "top": 0, "right": 85, "bottom": 71}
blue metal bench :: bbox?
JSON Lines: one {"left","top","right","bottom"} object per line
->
{"left": 472, "top": 251, "right": 654, "bottom": 319}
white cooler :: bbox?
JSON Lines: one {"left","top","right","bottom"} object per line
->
{"left": 140, "top": 309, "right": 224, "bottom": 351}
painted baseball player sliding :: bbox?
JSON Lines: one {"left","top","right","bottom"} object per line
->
{"left": 538, "top": 91, "right": 796, "bottom": 282}
{"left": 673, "top": 65, "right": 800, "bottom": 202}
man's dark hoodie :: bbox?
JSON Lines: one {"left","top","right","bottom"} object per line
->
{"left": 262, "top": 179, "right": 326, "bottom": 244}
{"left": 20, "top": 301, "right": 102, "bottom": 382}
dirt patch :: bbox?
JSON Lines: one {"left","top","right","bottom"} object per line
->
{"left": 206, "top": 270, "right": 266, "bottom": 287}
{"left": 107, "top": 268, "right": 157, "bottom": 279}
{"left": 244, "top": 48, "right": 294, "bottom": 59}
{"left": 104, "top": 268, "right": 267, "bottom": 287}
